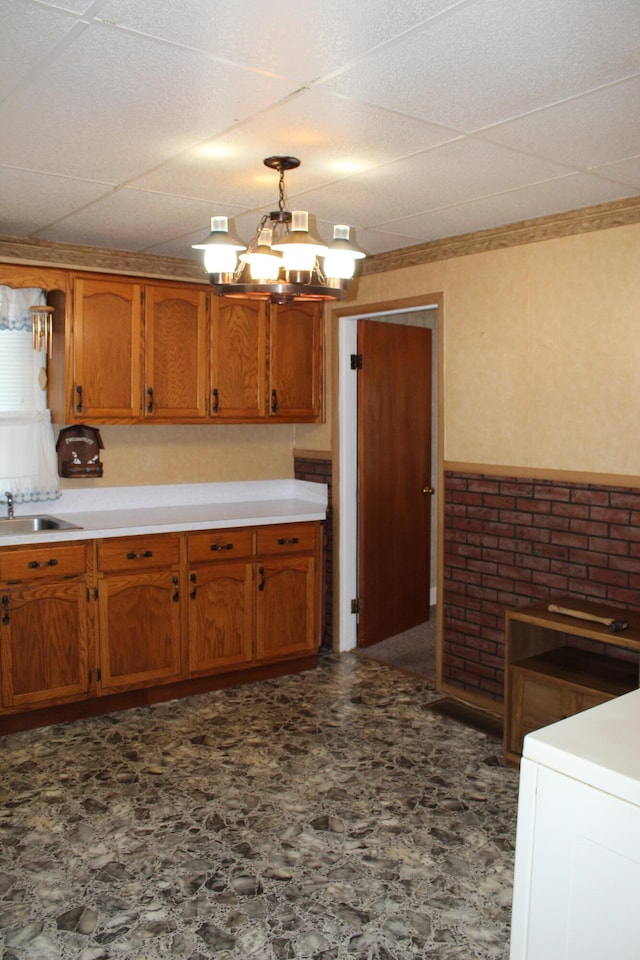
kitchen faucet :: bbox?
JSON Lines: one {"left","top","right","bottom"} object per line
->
{"left": 3, "top": 491, "right": 14, "bottom": 520}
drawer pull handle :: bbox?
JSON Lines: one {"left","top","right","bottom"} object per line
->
{"left": 76, "top": 385, "right": 83, "bottom": 412}
{"left": 271, "top": 389, "right": 278, "bottom": 413}
{"left": 172, "top": 574, "right": 179, "bottom": 602}
{"left": 126, "top": 550, "right": 153, "bottom": 560}
{"left": 190, "top": 572, "right": 197, "bottom": 599}
{"left": 258, "top": 565, "right": 265, "bottom": 591}
{"left": 1, "top": 594, "right": 8, "bottom": 625}
{"left": 147, "top": 387, "right": 154, "bottom": 413}
{"left": 27, "top": 558, "right": 59, "bottom": 569}
{"left": 210, "top": 543, "right": 234, "bottom": 552}
{"left": 277, "top": 537, "right": 299, "bottom": 546}
{"left": 212, "top": 388, "right": 219, "bottom": 413}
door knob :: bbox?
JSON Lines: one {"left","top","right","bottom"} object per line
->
{"left": 422, "top": 486, "right": 435, "bottom": 495}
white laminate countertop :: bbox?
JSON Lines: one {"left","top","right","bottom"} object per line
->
{"left": 0, "top": 480, "right": 328, "bottom": 546}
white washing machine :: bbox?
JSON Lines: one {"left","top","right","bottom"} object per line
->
{"left": 510, "top": 688, "right": 640, "bottom": 960}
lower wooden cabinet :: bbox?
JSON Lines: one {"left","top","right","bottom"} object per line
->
{"left": 0, "top": 521, "right": 322, "bottom": 728}
{"left": 255, "top": 523, "right": 320, "bottom": 661}
{"left": 96, "top": 533, "right": 183, "bottom": 693}
{"left": 188, "top": 528, "right": 255, "bottom": 675}
{"left": 0, "top": 543, "right": 90, "bottom": 710}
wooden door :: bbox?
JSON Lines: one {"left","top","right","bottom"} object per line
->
{"left": 211, "top": 297, "right": 267, "bottom": 419}
{"left": 144, "top": 284, "right": 209, "bottom": 420}
{"left": 357, "top": 320, "right": 433, "bottom": 646}
{"left": 268, "top": 302, "right": 323, "bottom": 421}
{"left": 72, "top": 276, "right": 143, "bottom": 420}
{"left": 0, "top": 580, "right": 90, "bottom": 710}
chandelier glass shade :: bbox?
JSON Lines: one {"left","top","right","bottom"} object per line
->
{"left": 192, "top": 157, "right": 365, "bottom": 304}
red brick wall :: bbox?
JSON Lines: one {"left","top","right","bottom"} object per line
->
{"left": 444, "top": 471, "right": 640, "bottom": 703}
{"left": 294, "top": 457, "right": 333, "bottom": 648}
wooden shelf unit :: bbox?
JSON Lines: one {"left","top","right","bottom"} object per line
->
{"left": 503, "top": 598, "right": 640, "bottom": 765}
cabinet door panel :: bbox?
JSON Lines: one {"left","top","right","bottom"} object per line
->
{"left": 188, "top": 562, "right": 254, "bottom": 674}
{"left": 145, "top": 285, "right": 209, "bottom": 420}
{"left": 73, "top": 277, "right": 143, "bottom": 419}
{"left": 98, "top": 571, "right": 182, "bottom": 693}
{"left": 255, "top": 556, "right": 317, "bottom": 661}
{"left": 211, "top": 297, "right": 267, "bottom": 419}
{"left": 0, "top": 580, "right": 89, "bottom": 709}
{"left": 268, "top": 302, "right": 323, "bottom": 421}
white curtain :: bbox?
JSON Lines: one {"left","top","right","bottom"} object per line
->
{"left": 0, "top": 286, "right": 61, "bottom": 503}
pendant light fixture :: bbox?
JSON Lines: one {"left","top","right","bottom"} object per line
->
{"left": 193, "top": 156, "right": 365, "bottom": 304}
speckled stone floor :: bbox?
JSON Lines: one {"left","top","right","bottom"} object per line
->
{"left": 0, "top": 653, "right": 519, "bottom": 960}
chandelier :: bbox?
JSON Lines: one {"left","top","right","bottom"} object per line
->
{"left": 193, "top": 156, "right": 365, "bottom": 304}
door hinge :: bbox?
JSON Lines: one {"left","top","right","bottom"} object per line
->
{"left": 350, "top": 353, "right": 363, "bottom": 370}
{"left": 351, "top": 597, "right": 362, "bottom": 614}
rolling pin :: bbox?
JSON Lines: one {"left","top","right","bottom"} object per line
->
{"left": 548, "top": 603, "right": 628, "bottom": 632}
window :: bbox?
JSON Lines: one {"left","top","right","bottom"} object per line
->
{"left": 0, "top": 286, "right": 60, "bottom": 503}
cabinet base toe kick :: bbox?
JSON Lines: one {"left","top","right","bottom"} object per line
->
{"left": 0, "top": 654, "right": 318, "bottom": 736}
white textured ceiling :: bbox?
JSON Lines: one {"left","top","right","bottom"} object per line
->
{"left": 1, "top": 0, "right": 639, "bottom": 265}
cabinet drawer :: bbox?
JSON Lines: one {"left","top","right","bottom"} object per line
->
{"left": 188, "top": 528, "right": 254, "bottom": 563}
{"left": 256, "top": 523, "right": 318, "bottom": 555}
{"left": 97, "top": 534, "right": 180, "bottom": 571}
{"left": 0, "top": 543, "right": 86, "bottom": 582}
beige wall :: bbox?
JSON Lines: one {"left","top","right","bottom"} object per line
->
{"left": 299, "top": 221, "right": 640, "bottom": 479}
{"left": 60, "top": 423, "right": 296, "bottom": 490}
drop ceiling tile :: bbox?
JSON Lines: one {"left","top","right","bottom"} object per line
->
{"left": 591, "top": 155, "right": 640, "bottom": 190}
{"left": 387, "top": 174, "right": 637, "bottom": 243}
{"left": 0, "top": 167, "right": 114, "bottom": 236}
{"left": 96, "top": 0, "right": 459, "bottom": 82}
{"left": 0, "top": 0, "right": 78, "bottom": 99}
{"left": 132, "top": 89, "right": 462, "bottom": 204}
{"left": 319, "top": 0, "right": 640, "bottom": 131}
{"left": 0, "top": 22, "right": 297, "bottom": 182}
{"left": 32, "top": 0, "right": 95, "bottom": 11}
{"left": 294, "top": 138, "right": 575, "bottom": 232}
{"left": 479, "top": 76, "right": 640, "bottom": 170}
{"left": 32, "top": 187, "right": 244, "bottom": 252}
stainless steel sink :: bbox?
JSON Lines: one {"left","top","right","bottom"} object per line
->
{"left": 0, "top": 515, "right": 82, "bottom": 535}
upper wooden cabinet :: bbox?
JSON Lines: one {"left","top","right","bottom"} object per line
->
{"left": 144, "top": 284, "right": 209, "bottom": 420}
{"left": 72, "top": 276, "right": 144, "bottom": 420}
{"left": 211, "top": 297, "right": 267, "bottom": 420}
{"left": 211, "top": 296, "right": 323, "bottom": 422}
{"left": 0, "top": 263, "right": 324, "bottom": 425}
{"left": 268, "top": 301, "right": 323, "bottom": 422}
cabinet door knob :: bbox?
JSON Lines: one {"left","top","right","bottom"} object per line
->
{"left": 422, "top": 486, "right": 435, "bottom": 495}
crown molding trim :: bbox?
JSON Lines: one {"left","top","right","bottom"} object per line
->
{"left": 362, "top": 194, "right": 640, "bottom": 276}
{"left": 1, "top": 193, "right": 639, "bottom": 281}
{"left": 0, "top": 234, "right": 206, "bottom": 282}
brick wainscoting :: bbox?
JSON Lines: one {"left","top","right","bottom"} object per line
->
{"left": 444, "top": 471, "right": 640, "bottom": 705}
{"left": 294, "top": 457, "right": 333, "bottom": 649}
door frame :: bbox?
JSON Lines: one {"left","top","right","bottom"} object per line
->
{"left": 334, "top": 294, "right": 444, "bottom": 661}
